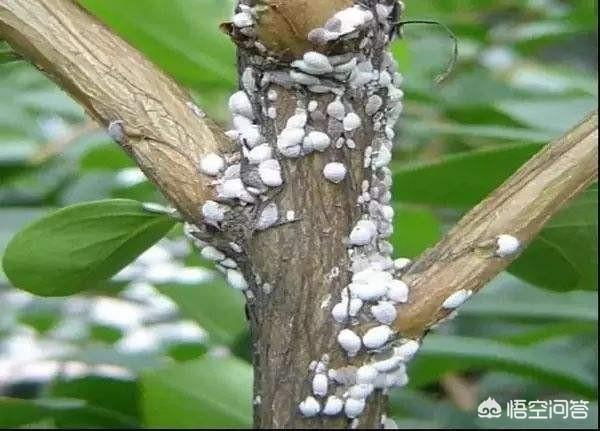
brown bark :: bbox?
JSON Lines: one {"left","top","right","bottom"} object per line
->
{"left": 1, "top": 0, "right": 598, "bottom": 429}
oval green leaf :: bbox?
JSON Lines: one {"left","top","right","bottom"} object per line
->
{"left": 2, "top": 199, "right": 176, "bottom": 296}
{"left": 141, "top": 357, "right": 252, "bottom": 428}
{"left": 391, "top": 143, "right": 540, "bottom": 208}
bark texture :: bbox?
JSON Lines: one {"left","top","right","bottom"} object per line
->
{"left": 1, "top": 0, "right": 598, "bottom": 430}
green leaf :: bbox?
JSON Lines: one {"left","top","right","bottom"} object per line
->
{"left": 391, "top": 205, "right": 441, "bottom": 258}
{"left": 462, "top": 274, "right": 598, "bottom": 322}
{"left": 2, "top": 199, "right": 175, "bottom": 296}
{"left": 409, "top": 334, "right": 597, "bottom": 398}
{"left": 0, "top": 397, "right": 137, "bottom": 428}
{"left": 80, "top": 144, "right": 134, "bottom": 171}
{"left": 495, "top": 97, "right": 596, "bottom": 133}
{"left": 141, "top": 357, "right": 252, "bottom": 428}
{"left": 405, "top": 120, "right": 555, "bottom": 144}
{"left": 509, "top": 187, "right": 598, "bottom": 291}
{"left": 79, "top": 0, "right": 235, "bottom": 92}
{"left": 46, "top": 376, "right": 139, "bottom": 421}
{"left": 392, "top": 143, "right": 540, "bottom": 207}
{"left": 158, "top": 280, "right": 247, "bottom": 346}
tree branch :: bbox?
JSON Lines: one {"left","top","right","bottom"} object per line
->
{"left": 0, "top": 0, "right": 234, "bottom": 223}
{"left": 394, "top": 111, "right": 598, "bottom": 338}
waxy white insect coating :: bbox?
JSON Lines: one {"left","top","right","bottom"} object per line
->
{"left": 294, "top": 52, "right": 333, "bottom": 75}
{"left": 327, "top": 99, "right": 346, "bottom": 120}
{"left": 258, "top": 159, "right": 283, "bottom": 187}
{"left": 331, "top": 302, "right": 349, "bottom": 323}
{"left": 333, "top": 5, "right": 373, "bottom": 35}
{"left": 217, "top": 178, "right": 253, "bottom": 202}
{"left": 322, "top": 396, "right": 344, "bottom": 415}
{"left": 343, "top": 112, "right": 362, "bottom": 131}
{"left": 496, "top": 234, "right": 520, "bottom": 257}
{"left": 349, "top": 219, "right": 378, "bottom": 246}
{"left": 344, "top": 397, "right": 366, "bottom": 418}
{"left": 356, "top": 365, "right": 378, "bottom": 384}
{"left": 372, "top": 355, "right": 402, "bottom": 373}
{"left": 349, "top": 281, "right": 387, "bottom": 302}
{"left": 286, "top": 112, "right": 308, "bottom": 129}
{"left": 226, "top": 269, "right": 248, "bottom": 291}
{"left": 323, "top": 162, "right": 347, "bottom": 183}
{"left": 246, "top": 144, "right": 272, "bottom": 165}
{"left": 312, "top": 373, "right": 329, "bottom": 397}
{"left": 290, "top": 70, "right": 321, "bottom": 86}
{"left": 337, "top": 329, "right": 362, "bottom": 357}
{"left": 348, "top": 383, "right": 374, "bottom": 399}
{"left": 200, "top": 246, "right": 225, "bottom": 262}
{"left": 201, "top": 200, "right": 227, "bottom": 225}
{"left": 256, "top": 203, "right": 279, "bottom": 231}
{"left": 299, "top": 396, "right": 321, "bottom": 417}
{"left": 228, "top": 91, "right": 254, "bottom": 119}
{"left": 394, "top": 340, "right": 420, "bottom": 362}
{"left": 199, "top": 153, "right": 225, "bottom": 176}
{"left": 393, "top": 258, "right": 411, "bottom": 271}
{"left": 220, "top": 258, "right": 238, "bottom": 269}
{"left": 371, "top": 301, "right": 397, "bottom": 325}
{"left": 442, "top": 289, "right": 473, "bottom": 309}
{"left": 232, "top": 11, "right": 253, "bottom": 28}
{"left": 303, "top": 131, "right": 331, "bottom": 152}
{"left": 362, "top": 325, "right": 393, "bottom": 349}
{"left": 107, "top": 120, "right": 125, "bottom": 142}
{"left": 386, "top": 279, "right": 409, "bottom": 303}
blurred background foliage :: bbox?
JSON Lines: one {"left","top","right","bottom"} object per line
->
{"left": 0, "top": 0, "right": 597, "bottom": 428}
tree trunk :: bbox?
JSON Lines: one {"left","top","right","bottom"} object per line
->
{"left": 231, "top": 0, "right": 402, "bottom": 427}
{"left": 2, "top": 1, "right": 597, "bottom": 429}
